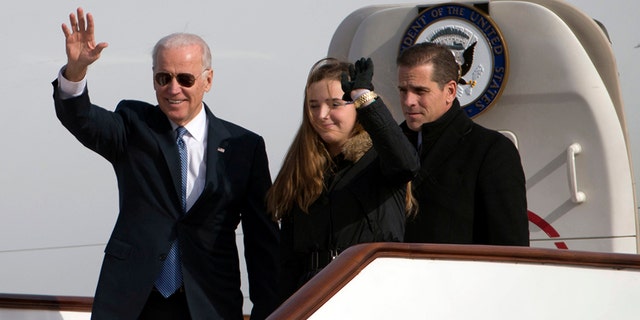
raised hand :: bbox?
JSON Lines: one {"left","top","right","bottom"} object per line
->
{"left": 340, "top": 57, "right": 374, "bottom": 101}
{"left": 61, "top": 7, "right": 108, "bottom": 81}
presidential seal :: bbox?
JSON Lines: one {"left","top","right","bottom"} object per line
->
{"left": 399, "top": 3, "right": 508, "bottom": 118}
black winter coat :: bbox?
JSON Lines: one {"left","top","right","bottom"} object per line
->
{"left": 278, "top": 98, "right": 419, "bottom": 302}
{"left": 403, "top": 99, "right": 529, "bottom": 246}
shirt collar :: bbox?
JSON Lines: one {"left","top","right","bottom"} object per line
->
{"left": 169, "top": 103, "right": 207, "bottom": 142}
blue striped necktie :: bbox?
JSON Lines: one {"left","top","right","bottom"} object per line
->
{"left": 154, "top": 126, "right": 188, "bottom": 297}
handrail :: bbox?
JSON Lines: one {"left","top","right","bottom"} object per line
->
{"left": 0, "top": 294, "right": 252, "bottom": 319}
{"left": 5, "top": 244, "right": 640, "bottom": 318}
{"left": 268, "top": 243, "right": 640, "bottom": 319}
{"left": 0, "top": 293, "right": 93, "bottom": 312}
{"left": 567, "top": 142, "right": 586, "bottom": 203}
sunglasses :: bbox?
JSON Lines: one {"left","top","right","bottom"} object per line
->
{"left": 154, "top": 69, "right": 209, "bottom": 88}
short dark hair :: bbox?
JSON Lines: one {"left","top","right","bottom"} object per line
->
{"left": 396, "top": 42, "right": 459, "bottom": 89}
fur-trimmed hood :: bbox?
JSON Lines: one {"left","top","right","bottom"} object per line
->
{"left": 341, "top": 130, "right": 372, "bottom": 162}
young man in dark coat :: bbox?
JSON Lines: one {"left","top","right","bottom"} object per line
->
{"left": 397, "top": 42, "right": 529, "bottom": 246}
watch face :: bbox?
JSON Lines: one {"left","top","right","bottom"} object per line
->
{"left": 399, "top": 3, "right": 509, "bottom": 118}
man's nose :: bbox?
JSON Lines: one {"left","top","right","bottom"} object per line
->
{"left": 401, "top": 93, "right": 415, "bottom": 107}
{"left": 167, "top": 78, "right": 183, "bottom": 93}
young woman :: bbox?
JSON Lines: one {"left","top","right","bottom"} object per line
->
{"left": 266, "top": 57, "right": 419, "bottom": 302}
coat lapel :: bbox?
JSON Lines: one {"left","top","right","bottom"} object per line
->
{"left": 413, "top": 111, "right": 473, "bottom": 188}
{"left": 149, "top": 108, "right": 183, "bottom": 218}
{"left": 154, "top": 103, "right": 231, "bottom": 217}
{"left": 190, "top": 104, "right": 230, "bottom": 211}
{"left": 161, "top": 133, "right": 183, "bottom": 204}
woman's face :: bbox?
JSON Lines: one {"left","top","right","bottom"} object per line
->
{"left": 307, "top": 79, "right": 356, "bottom": 156}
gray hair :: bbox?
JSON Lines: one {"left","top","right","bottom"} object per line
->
{"left": 152, "top": 33, "right": 212, "bottom": 69}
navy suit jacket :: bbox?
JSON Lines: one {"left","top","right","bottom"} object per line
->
{"left": 53, "top": 81, "right": 280, "bottom": 320}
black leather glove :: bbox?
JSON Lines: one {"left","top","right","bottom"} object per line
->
{"left": 341, "top": 57, "right": 374, "bottom": 101}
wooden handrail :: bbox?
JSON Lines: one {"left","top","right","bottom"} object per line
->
{"left": 268, "top": 243, "right": 640, "bottom": 319}
{"left": 0, "top": 294, "right": 251, "bottom": 319}
{"left": 4, "top": 244, "right": 640, "bottom": 318}
{"left": 0, "top": 294, "right": 254, "bottom": 319}
{"left": 0, "top": 293, "right": 93, "bottom": 312}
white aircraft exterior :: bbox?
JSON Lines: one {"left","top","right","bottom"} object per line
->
{"left": 328, "top": 0, "right": 638, "bottom": 253}
{"left": 0, "top": 0, "right": 639, "bottom": 317}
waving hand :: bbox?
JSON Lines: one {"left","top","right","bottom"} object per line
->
{"left": 61, "top": 7, "right": 108, "bottom": 81}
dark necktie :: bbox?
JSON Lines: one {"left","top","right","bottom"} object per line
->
{"left": 154, "top": 126, "right": 188, "bottom": 297}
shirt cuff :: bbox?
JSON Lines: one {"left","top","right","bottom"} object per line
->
{"left": 57, "top": 66, "right": 87, "bottom": 100}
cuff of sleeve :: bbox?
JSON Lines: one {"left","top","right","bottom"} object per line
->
{"left": 57, "top": 66, "right": 87, "bottom": 100}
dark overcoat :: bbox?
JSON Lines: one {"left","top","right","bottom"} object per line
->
{"left": 403, "top": 100, "right": 529, "bottom": 246}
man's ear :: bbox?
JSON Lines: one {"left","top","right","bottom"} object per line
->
{"left": 445, "top": 80, "right": 457, "bottom": 104}
{"left": 205, "top": 69, "right": 214, "bottom": 92}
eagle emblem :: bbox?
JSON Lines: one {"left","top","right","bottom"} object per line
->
{"left": 399, "top": 3, "right": 508, "bottom": 118}
{"left": 458, "top": 41, "right": 477, "bottom": 88}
